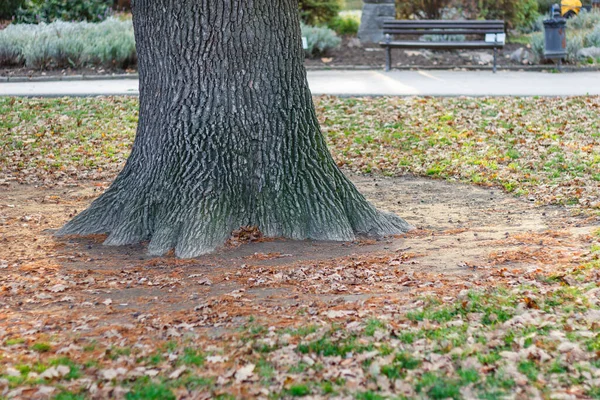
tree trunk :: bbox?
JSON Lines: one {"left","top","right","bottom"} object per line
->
{"left": 57, "top": 0, "right": 412, "bottom": 258}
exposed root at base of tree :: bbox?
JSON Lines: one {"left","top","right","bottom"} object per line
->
{"left": 56, "top": 178, "right": 412, "bottom": 258}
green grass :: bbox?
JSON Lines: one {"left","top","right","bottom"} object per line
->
{"left": 355, "top": 391, "right": 386, "bottom": 400}
{"left": 108, "top": 346, "right": 132, "bottom": 360}
{"left": 364, "top": 319, "right": 386, "bottom": 336}
{"left": 1, "top": 280, "right": 599, "bottom": 399}
{"left": 4, "top": 338, "right": 25, "bottom": 346}
{"left": 287, "top": 384, "right": 311, "bottom": 397}
{"left": 180, "top": 348, "right": 205, "bottom": 366}
{"left": 2, "top": 96, "right": 600, "bottom": 399}
{"left": 31, "top": 342, "right": 51, "bottom": 353}
{"left": 126, "top": 382, "right": 175, "bottom": 400}
{"left": 320, "top": 381, "right": 336, "bottom": 395}
{"left": 257, "top": 358, "right": 275, "bottom": 384}
{"left": 2, "top": 97, "right": 600, "bottom": 208}
{"left": 518, "top": 360, "right": 539, "bottom": 381}
{"left": 286, "top": 325, "right": 319, "bottom": 337}
{"left": 54, "top": 392, "right": 86, "bottom": 400}
{"left": 427, "top": 379, "right": 461, "bottom": 400}
{"left": 297, "top": 334, "right": 373, "bottom": 357}
{"left": 49, "top": 357, "right": 82, "bottom": 380}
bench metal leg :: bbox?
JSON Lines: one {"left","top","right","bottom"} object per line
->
{"left": 493, "top": 47, "right": 497, "bottom": 73}
{"left": 385, "top": 47, "right": 391, "bottom": 72}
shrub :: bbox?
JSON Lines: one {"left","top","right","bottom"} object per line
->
{"left": 529, "top": 32, "right": 545, "bottom": 62}
{"left": 0, "top": 18, "right": 136, "bottom": 69}
{"left": 0, "top": 0, "right": 25, "bottom": 19}
{"left": 586, "top": 26, "right": 600, "bottom": 47}
{"left": 536, "top": 0, "right": 555, "bottom": 16}
{"left": 567, "top": 10, "right": 600, "bottom": 31}
{"left": 525, "top": 14, "right": 547, "bottom": 33}
{"left": 469, "top": 0, "right": 540, "bottom": 31}
{"left": 328, "top": 10, "right": 360, "bottom": 35}
{"left": 396, "top": 0, "right": 540, "bottom": 31}
{"left": 301, "top": 23, "right": 341, "bottom": 56}
{"left": 299, "top": 0, "right": 342, "bottom": 26}
{"left": 530, "top": 10, "right": 600, "bottom": 63}
{"left": 566, "top": 32, "right": 585, "bottom": 62}
{"left": 420, "top": 34, "right": 465, "bottom": 41}
{"left": 529, "top": 31, "right": 586, "bottom": 63}
{"left": 15, "top": 0, "right": 112, "bottom": 24}
{"left": 396, "top": 0, "right": 452, "bottom": 19}
{"left": 115, "top": 0, "right": 131, "bottom": 11}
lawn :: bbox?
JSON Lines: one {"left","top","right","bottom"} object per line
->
{"left": 1, "top": 96, "right": 600, "bottom": 399}
{"left": 2, "top": 96, "right": 599, "bottom": 208}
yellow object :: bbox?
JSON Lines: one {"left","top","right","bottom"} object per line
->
{"left": 561, "top": 0, "right": 583, "bottom": 17}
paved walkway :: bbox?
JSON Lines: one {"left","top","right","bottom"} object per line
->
{"left": 1, "top": 70, "right": 599, "bottom": 97}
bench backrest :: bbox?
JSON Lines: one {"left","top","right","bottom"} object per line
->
{"left": 382, "top": 20, "right": 505, "bottom": 36}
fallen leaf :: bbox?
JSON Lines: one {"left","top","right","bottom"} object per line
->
{"left": 235, "top": 364, "right": 255, "bottom": 383}
{"left": 168, "top": 367, "right": 186, "bottom": 379}
{"left": 48, "top": 284, "right": 67, "bottom": 293}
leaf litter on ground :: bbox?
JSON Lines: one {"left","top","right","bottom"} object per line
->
{"left": 1, "top": 95, "right": 600, "bottom": 398}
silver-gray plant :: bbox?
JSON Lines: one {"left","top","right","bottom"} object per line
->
{"left": 301, "top": 23, "right": 341, "bottom": 56}
{"left": 0, "top": 18, "right": 136, "bottom": 69}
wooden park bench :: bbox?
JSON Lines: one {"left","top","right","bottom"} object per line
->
{"left": 380, "top": 20, "right": 505, "bottom": 73}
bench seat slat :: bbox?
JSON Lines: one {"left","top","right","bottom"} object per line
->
{"left": 382, "top": 29, "right": 503, "bottom": 35}
{"left": 383, "top": 20, "right": 504, "bottom": 25}
{"left": 383, "top": 22, "right": 504, "bottom": 26}
{"left": 380, "top": 40, "right": 502, "bottom": 49}
{"left": 384, "top": 24, "right": 504, "bottom": 30}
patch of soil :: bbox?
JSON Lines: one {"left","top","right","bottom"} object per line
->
{"left": 0, "top": 36, "right": 537, "bottom": 78}
{"left": 0, "top": 66, "right": 134, "bottom": 78}
{"left": 304, "top": 37, "right": 530, "bottom": 69}
{"left": 1, "top": 173, "right": 595, "bottom": 331}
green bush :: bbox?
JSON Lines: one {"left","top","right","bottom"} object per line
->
{"left": 536, "top": 0, "right": 554, "bottom": 15}
{"left": 327, "top": 10, "right": 360, "bottom": 35}
{"left": 525, "top": 14, "right": 546, "bottom": 33}
{"left": 473, "top": 0, "right": 540, "bottom": 31}
{"left": 299, "top": 0, "right": 342, "bottom": 26}
{"left": 396, "top": 0, "right": 540, "bottom": 31}
{"left": 0, "top": 0, "right": 25, "bottom": 19}
{"left": 301, "top": 23, "right": 341, "bottom": 56}
{"left": 15, "top": 0, "right": 112, "bottom": 24}
{"left": 0, "top": 18, "right": 135, "bottom": 69}
{"left": 396, "top": 0, "right": 452, "bottom": 19}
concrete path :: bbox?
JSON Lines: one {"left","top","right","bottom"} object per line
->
{"left": 1, "top": 70, "right": 599, "bottom": 97}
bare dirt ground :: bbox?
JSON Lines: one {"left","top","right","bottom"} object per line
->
{"left": 304, "top": 39, "right": 528, "bottom": 69}
{"left": 1, "top": 173, "right": 595, "bottom": 328}
{"left": 0, "top": 40, "right": 534, "bottom": 78}
{"left": 2, "top": 172, "right": 599, "bottom": 398}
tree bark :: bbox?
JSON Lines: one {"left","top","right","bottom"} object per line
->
{"left": 57, "top": 0, "right": 412, "bottom": 258}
